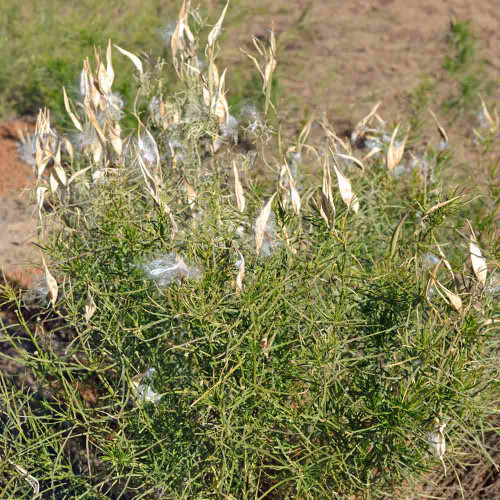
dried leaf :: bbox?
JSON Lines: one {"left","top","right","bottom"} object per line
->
{"left": 255, "top": 192, "right": 277, "bottom": 255}
{"left": 41, "top": 254, "right": 58, "bottom": 307}
{"left": 233, "top": 161, "right": 245, "bottom": 213}
{"left": 114, "top": 44, "right": 143, "bottom": 75}
{"left": 332, "top": 156, "right": 359, "bottom": 213}
{"left": 467, "top": 220, "right": 487, "bottom": 285}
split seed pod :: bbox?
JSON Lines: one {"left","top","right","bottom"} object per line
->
{"left": 332, "top": 155, "right": 359, "bottom": 213}
{"left": 467, "top": 220, "right": 487, "bottom": 286}
{"left": 255, "top": 192, "right": 277, "bottom": 255}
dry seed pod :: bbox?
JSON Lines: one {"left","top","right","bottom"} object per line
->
{"left": 41, "top": 254, "right": 58, "bottom": 307}
{"left": 351, "top": 101, "right": 382, "bottom": 145}
{"left": 63, "top": 87, "right": 83, "bottom": 132}
{"left": 283, "top": 162, "right": 301, "bottom": 216}
{"left": 97, "top": 39, "right": 115, "bottom": 95}
{"left": 428, "top": 108, "right": 448, "bottom": 146}
{"left": 84, "top": 292, "right": 97, "bottom": 323}
{"left": 11, "top": 463, "right": 39, "bottom": 497}
{"left": 255, "top": 192, "right": 277, "bottom": 255}
{"left": 233, "top": 161, "right": 245, "bottom": 213}
{"left": 335, "top": 152, "right": 365, "bottom": 171}
{"left": 434, "top": 278, "right": 462, "bottom": 312}
{"left": 467, "top": 220, "right": 487, "bottom": 285}
{"left": 184, "top": 179, "right": 197, "bottom": 212}
{"left": 235, "top": 250, "right": 245, "bottom": 293}
{"left": 332, "top": 156, "right": 359, "bottom": 214}
{"left": 207, "top": 0, "right": 230, "bottom": 48}
{"left": 479, "top": 94, "right": 499, "bottom": 133}
{"left": 428, "top": 420, "right": 447, "bottom": 475}
{"left": 320, "top": 157, "right": 335, "bottom": 228}
{"left": 114, "top": 44, "right": 143, "bottom": 75}
{"left": 289, "top": 182, "right": 301, "bottom": 216}
{"left": 131, "top": 368, "right": 161, "bottom": 404}
{"left": 36, "top": 187, "right": 47, "bottom": 222}
{"left": 387, "top": 124, "right": 409, "bottom": 170}
{"left": 170, "top": 0, "right": 187, "bottom": 59}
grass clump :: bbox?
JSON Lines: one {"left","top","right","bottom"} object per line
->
{"left": 2, "top": 3, "right": 500, "bottom": 499}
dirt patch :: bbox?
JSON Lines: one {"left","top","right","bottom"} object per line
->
{"left": 0, "top": 119, "right": 40, "bottom": 288}
{"left": 223, "top": 0, "right": 499, "bottom": 162}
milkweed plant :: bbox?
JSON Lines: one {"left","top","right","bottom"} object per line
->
{"left": 2, "top": 1, "right": 500, "bottom": 499}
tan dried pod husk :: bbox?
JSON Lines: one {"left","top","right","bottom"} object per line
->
{"left": 387, "top": 124, "right": 410, "bottom": 170}
{"left": 320, "top": 157, "right": 335, "bottom": 228}
{"left": 332, "top": 156, "right": 359, "bottom": 213}
{"left": 467, "top": 219, "right": 487, "bottom": 285}
{"left": 107, "top": 119, "right": 123, "bottom": 157}
{"left": 114, "top": 44, "right": 143, "bottom": 75}
{"left": 84, "top": 292, "right": 97, "bottom": 323}
{"left": 283, "top": 163, "right": 301, "bottom": 216}
{"left": 233, "top": 161, "right": 245, "bottom": 213}
{"left": 434, "top": 278, "right": 462, "bottom": 312}
{"left": 351, "top": 101, "right": 382, "bottom": 145}
{"left": 63, "top": 87, "right": 83, "bottom": 132}
{"left": 428, "top": 108, "right": 448, "bottom": 145}
{"left": 335, "top": 152, "right": 365, "bottom": 172}
{"left": 41, "top": 254, "right": 58, "bottom": 307}
{"left": 97, "top": 39, "right": 114, "bottom": 95}
{"left": 428, "top": 419, "right": 447, "bottom": 475}
{"left": 479, "top": 94, "right": 499, "bottom": 133}
{"left": 255, "top": 192, "right": 277, "bottom": 255}
{"left": 207, "top": 0, "right": 230, "bottom": 48}
{"left": 184, "top": 179, "right": 197, "bottom": 212}
{"left": 36, "top": 186, "right": 47, "bottom": 222}
{"left": 235, "top": 249, "right": 245, "bottom": 293}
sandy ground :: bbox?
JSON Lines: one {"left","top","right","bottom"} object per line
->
{"left": 0, "top": 119, "right": 40, "bottom": 288}
{"left": 0, "top": 0, "right": 499, "bottom": 496}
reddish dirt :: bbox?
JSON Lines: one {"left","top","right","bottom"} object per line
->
{"left": 0, "top": 119, "right": 40, "bottom": 289}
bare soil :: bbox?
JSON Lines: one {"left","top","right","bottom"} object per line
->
{"left": 1, "top": 0, "right": 499, "bottom": 497}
